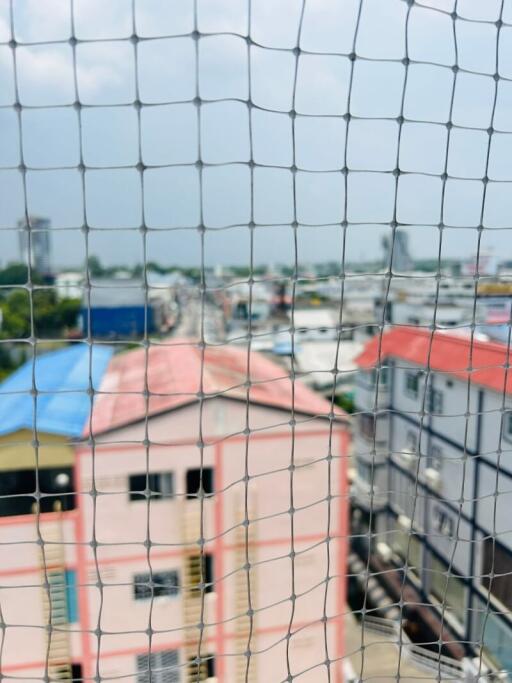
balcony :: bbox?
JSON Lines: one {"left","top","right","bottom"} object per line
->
{"left": 351, "top": 475, "right": 387, "bottom": 511}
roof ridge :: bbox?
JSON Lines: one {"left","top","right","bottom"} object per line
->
{"left": 399, "top": 326, "right": 512, "bottom": 355}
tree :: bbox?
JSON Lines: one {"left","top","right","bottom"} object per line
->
{"left": 0, "top": 289, "right": 81, "bottom": 340}
{"left": 87, "top": 255, "right": 104, "bottom": 277}
{"left": 0, "top": 263, "right": 43, "bottom": 287}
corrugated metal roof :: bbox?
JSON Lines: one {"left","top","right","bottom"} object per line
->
{"left": 85, "top": 279, "right": 147, "bottom": 307}
{"left": 0, "top": 345, "right": 114, "bottom": 438}
{"left": 356, "top": 327, "right": 512, "bottom": 395}
{"left": 88, "top": 338, "right": 345, "bottom": 435}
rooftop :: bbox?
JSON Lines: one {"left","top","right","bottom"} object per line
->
{"left": 356, "top": 327, "right": 512, "bottom": 395}
{"left": 88, "top": 338, "right": 345, "bottom": 435}
{"left": 0, "top": 344, "right": 113, "bottom": 438}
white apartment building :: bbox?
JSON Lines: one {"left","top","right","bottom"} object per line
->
{"left": 351, "top": 327, "right": 512, "bottom": 676}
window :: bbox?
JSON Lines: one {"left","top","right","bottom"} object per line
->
{"left": 429, "top": 388, "right": 444, "bottom": 414}
{"left": 505, "top": 411, "right": 512, "bottom": 440}
{"left": 370, "top": 367, "right": 388, "bottom": 386}
{"left": 129, "top": 472, "right": 174, "bottom": 502}
{"left": 482, "top": 538, "right": 512, "bottom": 610}
{"left": 0, "top": 467, "right": 75, "bottom": 517}
{"left": 405, "top": 430, "right": 418, "bottom": 454}
{"left": 430, "top": 555, "right": 466, "bottom": 623}
{"left": 133, "top": 570, "right": 179, "bottom": 600}
{"left": 187, "top": 654, "right": 215, "bottom": 681}
{"left": 186, "top": 467, "right": 214, "bottom": 499}
{"left": 405, "top": 371, "right": 419, "bottom": 398}
{"left": 356, "top": 460, "right": 374, "bottom": 485}
{"left": 391, "top": 526, "right": 422, "bottom": 576}
{"left": 430, "top": 445, "right": 443, "bottom": 471}
{"left": 71, "top": 664, "right": 82, "bottom": 682}
{"left": 432, "top": 506, "right": 454, "bottom": 538}
{"left": 137, "top": 649, "right": 179, "bottom": 683}
{"left": 359, "top": 413, "right": 376, "bottom": 441}
{"left": 187, "top": 553, "right": 214, "bottom": 594}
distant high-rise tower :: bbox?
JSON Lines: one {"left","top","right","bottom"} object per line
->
{"left": 382, "top": 231, "right": 413, "bottom": 273}
{"left": 17, "top": 216, "right": 52, "bottom": 276}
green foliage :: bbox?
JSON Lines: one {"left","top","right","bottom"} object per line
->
{"left": 87, "top": 255, "right": 104, "bottom": 277}
{"left": 0, "top": 263, "right": 82, "bottom": 380}
{"left": 0, "top": 263, "right": 43, "bottom": 287}
{"left": 228, "top": 265, "right": 267, "bottom": 278}
{"left": 335, "top": 392, "right": 355, "bottom": 414}
{"left": 0, "top": 344, "right": 24, "bottom": 382}
{"left": 146, "top": 261, "right": 170, "bottom": 275}
{"left": 0, "top": 289, "right": 81, "bottom": 339}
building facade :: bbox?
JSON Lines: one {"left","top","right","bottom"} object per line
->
{"left": 0, "top": 341, "right": 349, "bottom": 682}
{"left": 351, "top": 327, "right": 512, "bottom": 676}
{"left": 17, "top": 216, "right": 52, "bottom": 276}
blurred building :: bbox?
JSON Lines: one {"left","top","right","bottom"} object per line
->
{"left": 55, "top": 272, "right": 84, "bottom": 300}
{"left": 382, "top": 232, "right": 413, "bottom": 274}
{"left": 351, "top": 327, "right": 512, "bottom": 676}
{"left": 0, "top": 341, "right": 349, "bottom": 682}
{"left": 0, "top": 344, "right": 113, "bottom": 682}
{"left": 376, "top": 275, "right": 477, "bottom": 329}
{"left": 79, "top": 278, "right": 174, "bottom": 338}
{"left": 476, "top": 281, "right": 512, "bottom": 344}
{"left": 17, "top": 216, "right": 52, "bottom": 277}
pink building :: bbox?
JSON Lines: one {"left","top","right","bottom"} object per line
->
{"left": 0, "top": 340, "right": 349, "bottom": 682}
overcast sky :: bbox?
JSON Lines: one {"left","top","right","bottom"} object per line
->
{"left": 1, "top": 0, "right": 512, "bottom": 269}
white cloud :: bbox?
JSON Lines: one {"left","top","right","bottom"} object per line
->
{"left": 13, "top": 0, "right": 71, "bottom": 43}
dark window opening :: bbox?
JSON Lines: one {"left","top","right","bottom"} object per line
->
{"left": 207, "top": 656, "right": 215, "bottom": 679}
{"left": 133, "top": 570, "right": 179, "bottom": 600}
{"left": 428, "top": 387, "right": 444, "bottom": 414}
{"left": 186, "top": 467, "right": 214, "bottom": 499}
{"left": 71, "top": 664, "right": 83, "bottom": 682}
{"left": 187, "top": 553, "right": 214, "bottom": 594}
{"left": 0, "top": 467, "right": 74, "bottom": 517}
{"left": 405, "top": 371, "right": 420, "bottom": 398}
{"left": 505, "top": 412, "right": 512, "bottom": 439}
{"left": 234, "top": 301, "right": 248, "bottom": 319}
{"left": 482, "top": 538, "right": 512, "bottom": 610}
{"left": 204, "top": 553, "right": 213, "bottom": 592}
{"left": 360, "top": 413, "right": 377, "bottom": 441}
{"left": 187, "top": 654, "right": 215, "bottom": 681}
{"left": 129, "top": 472, "right": 174, "bottom": 502}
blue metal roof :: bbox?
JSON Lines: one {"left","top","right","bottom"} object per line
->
{"left": 0, "top": 344, "right": 113, "bottom": 438}
{"left": 272, "top": 340, "right": 300, "bottom": 356}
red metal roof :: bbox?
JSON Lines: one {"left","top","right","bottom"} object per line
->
{"left": 87, "top": 339, "right": 344, "bottom": 435}
{"left": 356, "top": 327, "right": 512, "bottom": 395}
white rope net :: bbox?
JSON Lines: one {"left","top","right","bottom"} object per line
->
{"left": 0, "top": 0, "right": 511, "bottom": 682}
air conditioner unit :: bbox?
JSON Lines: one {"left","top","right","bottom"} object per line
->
{"left": 398, "top": 449, "right": 417, "bottom": 471}
{"left": 398, "top": 514, "right": 412, "bottom": 532}
{"left": 424, "top": 467, "right": 441, "bottom": 491}
{"left": 376, "top": 542, "right": 393, "bottom": 562}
